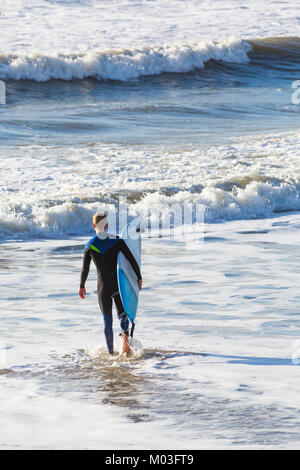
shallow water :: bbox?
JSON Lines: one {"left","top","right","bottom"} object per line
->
{"left": 1, "top": 214, "right": 300, "bottom": 449}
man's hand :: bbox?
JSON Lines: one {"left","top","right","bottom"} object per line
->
{"left": 138, "top": 279, "right": 142, "bottom": 291}
{"left": 79, "top": 287, "right": 86, "bottom": 299}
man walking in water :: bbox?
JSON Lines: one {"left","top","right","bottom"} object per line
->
{"left": 79, "top": 212, "right": 142, "bottom": 355}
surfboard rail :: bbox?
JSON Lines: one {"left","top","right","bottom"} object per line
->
{"left": 117, "top": 221, "right": 141, "bottom": 324}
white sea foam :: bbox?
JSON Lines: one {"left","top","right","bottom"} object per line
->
{"left": 0, "top": 131, "right": 300, "bottom": 239}
{"left": 0, "top": 0, "right": 299, "bottom": 58}
{"left": 0, "top": 39, "right": 251, "bottom": 81}
{"left": 0, "top": 0, "right": 299, "bottom": 82}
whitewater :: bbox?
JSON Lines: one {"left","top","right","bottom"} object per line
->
{"left": 0, "top": 0, "right": 299, "bottom": 81}
{"left": 1, "top": 132, "right": 300, "bottom": 239}
{"left": 1, "top": 0, "right": 300, "bottom": 53}
{"left": 1, "top": 0, "right": 300, "bottom": 451}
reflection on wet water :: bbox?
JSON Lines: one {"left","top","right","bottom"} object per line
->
{"left": 8, "top": 349, "right": 205, "bottom": 423}
{"left": 46, "top": 348, "right": 203, "bottom": 414}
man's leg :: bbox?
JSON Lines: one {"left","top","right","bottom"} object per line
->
{"left": 113, "top": 293, "right": 129, "bottom": 334}
{"left": 103, "top": 312, "right": 114, "bottom": 354}
{"left": 98, "top": 286, "right": 114, "bottom": 354}
{"left": 113, "top": 293, "right": 131, "bottom": 354}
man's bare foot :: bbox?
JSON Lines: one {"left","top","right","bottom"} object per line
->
{"left": 122, "top": 333, "right": 131, "bottom": 354}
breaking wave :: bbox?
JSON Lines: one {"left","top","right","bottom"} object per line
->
{"left": 1, "top": 179, "right": 299, "bottom": 240}
{"left": 0, "top": 38, "right": 251, "bottom": 82}
{"left": 1, "top": 36, "right": 299, "bottom": 83}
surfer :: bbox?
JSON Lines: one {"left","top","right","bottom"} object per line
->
{"left": 79, "top": 212, "right": 142, "bottom": 355}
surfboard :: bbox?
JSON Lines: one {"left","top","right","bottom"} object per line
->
{"left": 117, "top": 220, "right": 141, "bottom": 325}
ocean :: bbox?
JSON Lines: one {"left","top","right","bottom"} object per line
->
{"left": 0, "top": 0, "right": 300, "bottom": 450}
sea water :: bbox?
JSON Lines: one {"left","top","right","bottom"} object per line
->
{"left": 0, "top": 0, "right": 300, "bottom": 449}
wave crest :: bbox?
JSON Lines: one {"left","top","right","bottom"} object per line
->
{"left": 0, "top": 38, "right": 251, "bottom": 82}
{"left": 1, "top": 180, "right": 299, "bottom": 240}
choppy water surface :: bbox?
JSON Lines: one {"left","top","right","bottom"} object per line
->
{"left": 1, "top": 37, "right": 300, "bottom": 146}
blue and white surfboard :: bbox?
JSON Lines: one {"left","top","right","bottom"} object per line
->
{"left": 117, "top": 220, "right": 141, "bottom": 325}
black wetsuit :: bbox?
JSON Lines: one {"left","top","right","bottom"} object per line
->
{"left": 80, "top": 233, "right": 142, "bottom": 353}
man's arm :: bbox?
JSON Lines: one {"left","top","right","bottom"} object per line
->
{"left": 119, "top": 240, "right": 142, "bottom": 282}
{"left": 79, "top": 248, "right": 91, "bottom": 298}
